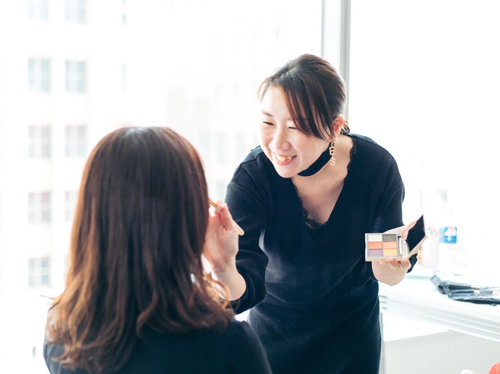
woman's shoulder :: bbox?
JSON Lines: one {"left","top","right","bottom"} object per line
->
{"left": 228, "top": 146, "right": 274, "bottom": 192}
{"left": 140, "top": 319, "right": 258, "bottom": 346}
{"left": 222, "top": 320, "right": 272, "bottom": 373}
{"left": 150, "top": 320, "right": 270, "bottom": 373}
{"left": 224, "top": 319, "right": 259, "bottom": 339}
{"left": 237, "top": 146, "right": 271, "bottom": 174}
{"left": 43, "top": 321, "right": 268, "bottom": 374}
{"left": 349, "top": 133, "right": 399, "bottom": 165}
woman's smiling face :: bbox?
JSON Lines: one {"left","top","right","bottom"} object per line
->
{"left": 258, "top": 86, "right": 330, "bottom": 179}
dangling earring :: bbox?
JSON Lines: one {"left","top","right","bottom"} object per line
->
{"left": 329, "top": 137, "right": 338, "bottom": 166}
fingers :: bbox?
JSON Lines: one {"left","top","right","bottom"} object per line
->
{"left": 383, "top": 220, "right": 417, "bottom": 239}
{"left": 210, "top": 200, "right": 244, "bottom": 236}
{"left": 399, "top": 257, "right": 411, "bottom": 270}
{"left": 379, "top": 257, "right": 411, "bottom": 271}
{"left": 218, "top": 201, "right": 234, "bottom": 226}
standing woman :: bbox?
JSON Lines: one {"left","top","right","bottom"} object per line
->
{"left": 44, "top": 127, "right": 271, "bottom": 374}
{"left": 203, "top": 54, "right": 417, "bottom": 373}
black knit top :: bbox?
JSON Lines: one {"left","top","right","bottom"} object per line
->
{"left": 226, "top": 133, "right": 411, "bottom": 374}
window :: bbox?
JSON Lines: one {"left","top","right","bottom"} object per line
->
{"left": 122, "top": 0, "right": 127, "bottom": 26}
{"left": 28, "top": 58, "right": 50, "bottom": 92}
{"left": 65, "top": 61, "right": 86, "bottom": 92}
{"left": 216, "top": 133, "right": 226, "bottom": 164}
{"left": 65, "top": 125, "right": 87, "bottom": 158}
{"left": 122, "top": 63, "right": 127, "bottom": 92}
{"left": 215, "top": 84, "right": 232, "bottom": 116}
{"left": 28, "top": 125, "right": 51, "bottom": 158}
{"left": 198, "top": 130, "right": 211, "bottom": 161}
{"left": 28, "top": 0, "right": 48, "bottom": 20}
{"left": 216, "top": 181, "right": 226, "bottom": 201}
{"left": 28, "top": 192, "right": 51, "bottom": 224}
{"left": 349, "top": 0, "right": 500, "bottom": 276}
{"left": 28, "top": 257, "right": 51, "bottom": 289}
{"left": 0, "top": 2, "right": 323, "bottom": 372}
{"left": 234, "top": 133, "right": 248, "bottom": 163}
{"left": 65, "top": 0, "right": 86, "bottom": 24}
{"left": 65, "top": 191, "right": 78, "bottom": 222}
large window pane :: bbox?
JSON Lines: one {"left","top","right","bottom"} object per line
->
{"left": 0, "top": 1, "right": 323, "bottom": 372}
{"left": 350, "top": 0, "right": 500, "bottom": 278}
{"left": 28, "top": 0, "right": 48, "bottom": 21}
{"left": 65, "top": 0, "right": 86, "bottom": 24}
{"left": 65, "top": 61, "right": 86, "bottom": 93}
{"left": 28, "top": 58, "right": 50, "bottom": 92}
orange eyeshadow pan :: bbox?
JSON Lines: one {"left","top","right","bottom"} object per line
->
{"left": 368, "top": 242, "right": 383, "bottom": 249}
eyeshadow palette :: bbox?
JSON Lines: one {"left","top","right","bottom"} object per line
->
{"left": 365, "top": 215, "right": 428, "bottom": 262}
{"left": 365, "top": 233, "right": 405, "bottom": 261}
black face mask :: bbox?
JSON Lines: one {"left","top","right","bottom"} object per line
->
{"left": 298, "top": 143, "right": 331, "bottom": 177}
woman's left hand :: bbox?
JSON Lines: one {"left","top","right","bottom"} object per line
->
{"left": 372, "top": 221, "right": 416, "bottom": 286}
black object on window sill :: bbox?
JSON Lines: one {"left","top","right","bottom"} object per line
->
{"left": 431, "top": 274, "right": 500, "bottom": 306}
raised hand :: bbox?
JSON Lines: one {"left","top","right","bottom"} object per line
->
{"left": 203, "top": 200, "right": 240, "bottom": 274}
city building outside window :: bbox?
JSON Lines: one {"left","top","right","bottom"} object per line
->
{"left": 65, "top": 0, "right": 86, "bottom": 24}
{"left": 0, "top": 2, "right": 323, "bottom": 372}
{"left": 28, "top": 257, "right": 51, "bottom": 289}
{"left": 28, "top": 125, "right": 51, "bottom": 159}
{"left": 65, "top": 61, "right": 86, "bottom": 92}
{"left": 28, "top": 58, "right": 50, "bottom": 92}
{"left": 28, "top": 0, "right": 48, "bottom": 21}
{"left": 28, "top": 192, "right": 51, "bottom": 224}
{"left": 65, "top": 125, "right": 87, "bottom": 158}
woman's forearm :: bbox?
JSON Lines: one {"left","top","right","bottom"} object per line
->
{"left": 212, "top": 264, "right": 247, "bottom": 301}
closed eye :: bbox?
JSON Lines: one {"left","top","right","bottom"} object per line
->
{"left": 263, "top": 121, "right": 274, "bottom": 126}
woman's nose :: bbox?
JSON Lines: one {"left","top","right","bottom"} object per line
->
{"left": 270, "top": 129, "right": 290, "bottom": 150}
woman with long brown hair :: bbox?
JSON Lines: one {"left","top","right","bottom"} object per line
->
{"left": 43, "top": 127, "right": 271, "bottom": 374}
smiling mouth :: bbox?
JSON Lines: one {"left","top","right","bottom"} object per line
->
{"left": 275, "top": 153, "right": 295, "bottom": 162}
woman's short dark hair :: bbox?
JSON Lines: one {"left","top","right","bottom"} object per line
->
{"left": 46, "top": 127, "right": 232, "bottom": 374}
{"left": 259, "top": 54, "right": 350, "bottom": 140}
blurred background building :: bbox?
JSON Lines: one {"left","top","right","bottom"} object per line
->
{"left": 0, "top": 0, "right": 323, "bottom": 372}
{"left": 0, "top": 0, "right": 499, "bottom": 373}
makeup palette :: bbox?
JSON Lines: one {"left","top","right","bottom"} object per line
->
{"left": 365, "top": 215, "right": 428, "bottom": 262}
{"left": 365, "top": 233, "right": 405, "bottom": 261}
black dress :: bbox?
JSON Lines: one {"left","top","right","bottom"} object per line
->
{"left": 226, "top": 134, "right": 414, "bottom": 374}
{"left": 44, "top": 320, "right": 271, "bottom": 374}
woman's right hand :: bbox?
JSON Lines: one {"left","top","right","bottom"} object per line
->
{"left": 203, "top": 201, "right": 240, "bottom": 275}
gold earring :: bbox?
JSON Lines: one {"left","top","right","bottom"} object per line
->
{"left": 329, "top": 140, "right": 336, "bottom": 166}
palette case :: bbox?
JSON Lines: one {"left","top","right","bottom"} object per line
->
{"left": 365, "top": 215, "right": 427, "bottom": 262}
{"left": 365, "top": 233, "right": 409, "bottom": 262}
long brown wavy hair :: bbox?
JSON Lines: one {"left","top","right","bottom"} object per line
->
{"left": 46, "top": 127, "right": 232, "bottom": 373}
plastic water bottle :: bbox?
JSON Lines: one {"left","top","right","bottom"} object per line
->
{"left": 438, "top": 211, "right": 458, "bottom": 274}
